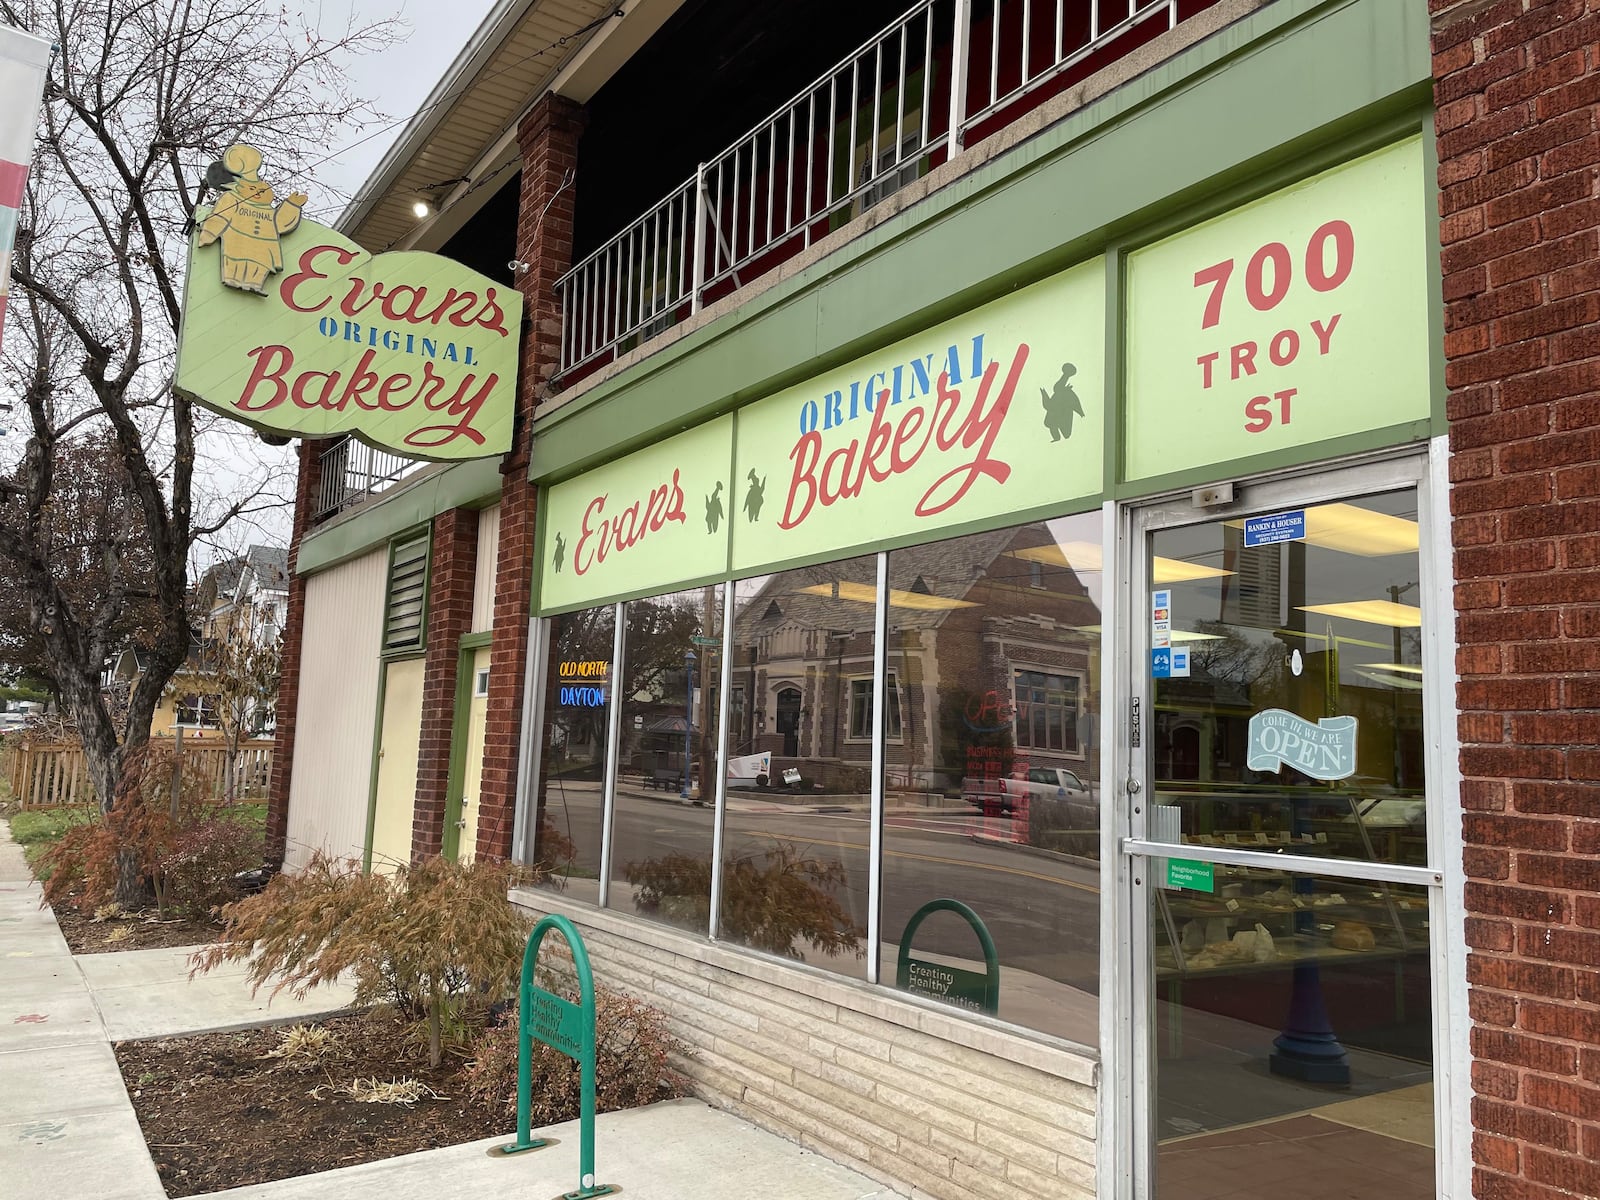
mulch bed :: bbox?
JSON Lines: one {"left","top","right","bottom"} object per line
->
{"left": 115, "top": 1011, "right": 509, "bottom": 1197}
{"left": 50, "top": 894, "right": 222, "bottom": 954}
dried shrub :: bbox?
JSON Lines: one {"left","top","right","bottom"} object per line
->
{"left": 191, "top": 853, "right": 542, "bottom": 1067}
{"left": 36, "top": 744, "right": 263, "bottom": 917}
{"left": 260, "top": 1024, "right": 343, "bottom": 1071}
{"left": 461, "top": 986, "right": 685, "bottom": 1124}
{"left": 162, "top": 814, "right": 265, "bottom": 913}
{"left": 626, "top": 843, "right": 863, "bottom": 959}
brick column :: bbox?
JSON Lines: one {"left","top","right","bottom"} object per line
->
{"left": 265, "top": 439, "right": 324, "bottom": 869}
{"left": 411, "top": 506, "right": 480, "bottom": 861}
{"left": 476, "top": 93, "right": 585, "bottom": 861}
{"left": 1432, "top": 2, "right": 1600, "bottom": 1196}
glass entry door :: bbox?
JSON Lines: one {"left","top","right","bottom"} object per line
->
{"left": 1123, "top": 461, "right": 1444, "bottom": 1200}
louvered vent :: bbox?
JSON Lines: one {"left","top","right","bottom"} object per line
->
{"left": 383, "top": 533, "right": 430, "bottom": 653}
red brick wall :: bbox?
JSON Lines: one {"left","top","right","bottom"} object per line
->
{"left": 265, "top": 439, "right": 324, "bottom": 869}
{"left": 411, "top": 506, "right": 479, "bottom": 861}
{"left": 1433, "top": 1, "right": 1600, "bottom": 1195}
{"left": 476, "top": 94, "right": 585, "bottom": 861}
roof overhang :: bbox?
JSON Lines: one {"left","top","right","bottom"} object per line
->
{"left": 339, "top": 0, "right": 685, "bottom": 254}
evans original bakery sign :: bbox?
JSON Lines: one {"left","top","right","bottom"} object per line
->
{"left": 731, "top": 257, "right": 1105, "bottom": 571}
{"left": 175, "top": 145, "right": 520, "bottom": 460}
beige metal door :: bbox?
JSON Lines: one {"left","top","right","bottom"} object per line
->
{"left": 369, "top": 657, "right": 425, "bottom": 872}
{"left": 456, "top": 647, "right": 490, "bottom": 863}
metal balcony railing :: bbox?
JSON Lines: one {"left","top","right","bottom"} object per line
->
{"left": 556, "top": 0, "right": 1189, "bottom": 377}
{"left": 313, "top": 437, "right": 426, "bottom": 523}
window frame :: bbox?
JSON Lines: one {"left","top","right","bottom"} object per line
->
{"left": 1012, "top": 666, "right": 1083, "bottom": 756}
{"left": 173, "top": 692, "right": 220, "bottom": 730}
{"left": 846, "top": 670, "right": 902, "bottom": 743}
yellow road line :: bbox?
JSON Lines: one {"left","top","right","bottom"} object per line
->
{"left": 733, "top": 832, "right": 1101, "bottom": 894}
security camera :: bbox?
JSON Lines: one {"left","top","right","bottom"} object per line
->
{"left": 508, "top": 260, "right": 531, "bottom": 275}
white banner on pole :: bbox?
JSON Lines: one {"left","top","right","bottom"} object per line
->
{"left": 0, "top": 23, "right": 51, "bottom": 353}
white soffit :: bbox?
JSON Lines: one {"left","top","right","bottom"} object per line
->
{"left": 343, "top": 0, "right": 684, "bottom": 253}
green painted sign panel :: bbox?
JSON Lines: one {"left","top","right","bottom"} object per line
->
{"left": 729, "top": 258, "right": 1104, "bottom": 573}
{"left": 526, "top": 984, "right": 584, "bottom": 1061}
{"left": 540, "top": 416, "right": 733, "bottom": 611}
{"left": 902, "top": 959, "right": 992, "bottom": 1013}
{"left": 1124, "top": 136, "right": 1430, "bottom": 481}
{"left": 1166, "top": 858, "right": 1216, "bottom": 893}
{"left": 176, "top": 150, "right": 521, "bottom": 461}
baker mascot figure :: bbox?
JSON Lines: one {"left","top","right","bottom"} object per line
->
{"left": 196, "top": 144, "right": 307, "bottom": 294}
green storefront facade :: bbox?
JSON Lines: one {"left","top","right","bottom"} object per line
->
{"left": 292, "top": 2, "right": 1471, "bottom": 1196}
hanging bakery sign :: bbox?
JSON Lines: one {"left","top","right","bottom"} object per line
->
{"left": 174, "top": 145, "right": 521, "bottom": 460}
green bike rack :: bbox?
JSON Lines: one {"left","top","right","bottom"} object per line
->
{"left": 895, "top": 898, "right": 1001, "bottom": 1016}
{"left": 497, "top": 914, "right": 618, "bottom": 1199}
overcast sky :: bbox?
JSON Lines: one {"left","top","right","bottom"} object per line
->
{"left": 209, "top": 0, "right": 505, "bottom": 556}
{"left": 1, "top": 2, "right": 506, "bottom": 561}
{"left": 304, "top": 0, "right": 505, "bottom": 223}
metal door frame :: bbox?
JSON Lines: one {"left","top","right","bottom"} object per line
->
{"left": 1106, "top": 445, "right": 1467, "bottom": 1200}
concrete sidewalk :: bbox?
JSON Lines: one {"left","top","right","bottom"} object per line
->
{"left": 208, "top": 1099, "right": 895, "bottom": 1199}
{"left": 1, "top": 817, "right": 167, "bottom": 1200}
{"left": 1, "top": 818, "right": 896, "bottom": 1200}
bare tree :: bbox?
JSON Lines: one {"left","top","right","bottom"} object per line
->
{"left": 0, "top": 1, "right": 394, "bottom": 897}
{"left": 194, "top": 599, "right": 282, "bottom": 804}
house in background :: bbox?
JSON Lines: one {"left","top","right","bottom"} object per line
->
{"left": 200, "top": 545, "right": 289, "bottom": 647}
{"left": 100, "top": 544, "right": 289, "bottom": 740}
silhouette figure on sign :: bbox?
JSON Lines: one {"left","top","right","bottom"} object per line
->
{"left": 742, "top": 470, "right": 767, "bottom": 523}
{"left": 705, "top": 481, "right": 725, "bottom": 534}
{"left": 1041, "top": 362, "right": 1084, "bottom": 442}
{"left": 552, "top": 532, "right": 566, "bottom": 574}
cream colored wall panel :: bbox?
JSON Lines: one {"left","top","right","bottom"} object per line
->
{"left": 285, "top": 548, "right": 387, "bottom": 871}
{"left": 472, "top": 503, "right": 501, "bottom": 633}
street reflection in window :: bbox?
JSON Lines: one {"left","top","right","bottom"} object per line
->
{"left": 530, "top": 604, "right": 614, "bottom": 903}
{"left": 880, "top": 517, "right": 1102, "bottom": 1045}
{"left": 716, "top": 557, "right": 879, "bottom": 977}
{"left": 615, "top": 585, "right": 724, "bottom": 933}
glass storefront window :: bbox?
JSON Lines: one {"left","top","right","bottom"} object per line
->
{"left": 718, "top": 556, "right": 879, "bottom": 977}
{"left": 880, "top": 516, "right": 1103, "bottom": 1045}
{"left": 1150, "top": 490, "right": 1427, "bottom": 866}
{"left": 530, "top": 604, "right": 615, "bottom": 903}
{"left": 613, "top": 585, "right": 724, "bottom": 933}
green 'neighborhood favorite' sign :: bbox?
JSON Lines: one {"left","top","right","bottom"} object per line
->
{"left": 1166, "top": 858, "right": 1216, "bottom": 893}
{"left": 896, "top": 898, "right": 1000, "bottom": 1016}
{"left": 175, "top": 145, "right": 521, "bottom": 461}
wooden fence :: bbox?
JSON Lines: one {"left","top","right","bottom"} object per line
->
{"left": 5, "top": 738, "right": 274, "bottom": 808}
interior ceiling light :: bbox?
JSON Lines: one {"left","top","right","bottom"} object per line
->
{"left": 1226, "top": 502, "right": 1419, "bottom": 556}
{"left": 795, "top": 580, "right": 977, "bottom": 611}
{"left": 1354, "top": 668, "right": 1425, "bottom": 691}
{"left": 1006, "top": 542, "right": 1233, "bottom": 584}
{"left": 1274, "top": 628, "right": 1390, "bottom": 651}
{"left": 1363, "top": 662, "right": 1423, "bottom": 675}
{"left": 1297, "top": 599, "right": 1422, "bottom": 628}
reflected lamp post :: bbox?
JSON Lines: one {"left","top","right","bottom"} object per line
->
{"left": 681, "top": 649, "right": 696, "bottom": 799}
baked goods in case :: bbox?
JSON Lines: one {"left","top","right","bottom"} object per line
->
{"left": 1331, "top": 920, "right": 1375, "bottom": 951}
